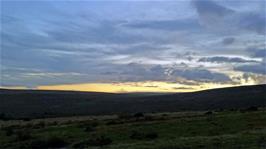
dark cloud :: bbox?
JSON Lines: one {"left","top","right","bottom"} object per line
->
{"left": 192, "top": 0, "right": 234, "bottom": 30}
{"left": 239, "top": 12, "right": 266, "bottom": 35}
{"left": 172, "top": 68, "right": 231, "bottom": 82}
{"left": 192, "top": 0, "right": 234, "bottom": 17}
{"left": 198, "top": 56, "right": 258, "bottom": 63}
{"left": 234, "top": 63, "right": 266, "bottom": 75}
{"left": 112, "top": 63, "right": 231, "bottom": 83}
{"left": 118, "top": 63, "right": 166, "bottom": 82}
{"left": 222, "top": 37, "right": 235, "bottom": 45}
{"left": 193, "top": 0, "right": 265, "bottom": 35}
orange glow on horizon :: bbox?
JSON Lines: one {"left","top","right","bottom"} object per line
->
{"left": 34, "top": 81, "right": 248, "bottom": 93}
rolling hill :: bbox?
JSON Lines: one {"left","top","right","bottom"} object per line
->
{"left": 0, "top": 84, "right": 265, "bottom": 119}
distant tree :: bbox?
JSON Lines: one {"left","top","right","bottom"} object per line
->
{"left": 241, "top": 106, "right": 258, "bottom": 113}
{"left": 204, "top": 111, "right": 213, "bottom": 115}
{"left": 0, "top": 113, "right": 7, "bottom": 120}
{"left": 134, "top": 112, "right": 144, "bottom": 118}
{"left": 0, "top": 113, "right": 13, "bottom": 121}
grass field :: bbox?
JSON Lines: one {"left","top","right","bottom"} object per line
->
{"left": 0, "top": 109, "right": 265, "bottom": 149}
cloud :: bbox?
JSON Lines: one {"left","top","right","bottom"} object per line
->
{"left": 123, "top": 19, "right": 201, "bottom": 31}
{"left": 110, "top": 63, "right": 231, "bottom": 83}
{"left": 247, "top": 48, "right": 266, "bottom": 58}
{"left": 234, "top": 63, "right": 266, "bottom": 75}
{"left": 192, "top": 0, "right": 234, "bottom": 29}
{"left": 192, "top": 0, "right": 266, "bottom": 35}
{"left": 172, "top": 68, "right": 231, "bottom": 82}
{"left": 1, "top": 0, "right": 264, "bottom": 89}
{"left": 192, "top": 0, "right": 234, "bottom": 17}
{"left": 198, "top": 56, "right": 258, "bottom": 63}
{"left": 242, "top": 73, "right": 266, "bottom": 84}
{"left": 222, "top": 37, "right": 235, "bottom": 45}
{"left": 238, "top": 12, "right": 266, "bottom": 35}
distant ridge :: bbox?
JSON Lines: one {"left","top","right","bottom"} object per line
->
{"left": 0, "top": 84, "right": 265, "bottom": 118}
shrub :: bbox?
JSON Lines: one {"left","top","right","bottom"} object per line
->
{"left": 84, "top": 125, "right": 94, "bottom": 132}
{"left": 118, "top": 113, "right": 132, "bottom": 119}
{"left": 2, "top": 126, "right": 14, "bottom": 136}
{"left": 71, "top": 135, "right": 112, "bottom": 148}
{"left": 22, "top": 118, "right": 31, "bottom": 121}
{"left": 88, "top": 135, "right": 112, "bottom": 146}
{"left": 145, "top": 132, "right": 158, "bottom": 139}
{"left": 130, "top": 130, "right": 158, "bottom": 140}
{"left": 130, "top": 131, "right": 144, "bottom": 140}
{"left": 0, "top": 113, "right": 11, "bottom": 121}
{"left": 244, "top": 106, "right": 258, "bottom": 112}
{"left": 15, "top": 130, "right": 32, "bottom": 141}
{"left": 30, "top": 136, "right": 67, "bottom": 149}
{"left": 33, "top": 121, "right": 45, "bottom": 129}
{"left": 204, "top": 111, "right": 213, "bottom": 115}
{"left": 78, "top": 121, "right": 98, "bottom": 132}
{"left": 134, "top": 112, "right": 144, "bottom": 118}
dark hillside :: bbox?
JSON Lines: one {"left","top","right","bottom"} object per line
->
{"left": 0, "top": 85, "right": 265, "bottom": 118}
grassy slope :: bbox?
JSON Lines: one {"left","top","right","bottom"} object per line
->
{"left": 0, "top": 84, "right": 266, "bottom": 118}
{"left": 0, "top": 110, "right": 265, "bottom": 149}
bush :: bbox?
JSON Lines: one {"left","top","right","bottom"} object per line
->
{"left": 204, "top": 111, "right": 213, "bottom": 115}
{"left": 30, "top": 136, "right": 67, "bottom": 149}
{"left": 145, "top": 132, "right": 158, "bottom": 139}
{"left": 0, "top": 113, "right": 11, "bottom": 121}
{"left": 134, "top": 112, "right": 144, "bottom": 118}
{"left": 130, "top": 131, "right": 144, "bottom": 140}
{"left": 88, "top": 135, "right": 112, "bottom": 146}
{"left": 84, "top": 125, "right": 94, "bottom": 132}
{"left": 33, "top": 121, "right": 45, "bottom": 129}
{"left": 71, "top": 135, "right": 112, "bottom": 148}
{"left": 15, "top": 130, "right": 32, "bottom": 141}
{"left": 118, "top": 113, "right": 132, "bottom": 119}
{"left": 22, "top": 118, "right": 31, "bottom": 121}
{"left": 130, "top": 130, "right": 158, "bottom": 140}
{"left": 242, "top": 106, "right": 258, "bottom": 112}
{"left": 77, "top": 121, "right": 98, "bottom": 132}
{"left": 2, "top": 126, "right": 14, "bottom": 136}
{"left": 106, "top": 120, "right": 122, "bottom": 125}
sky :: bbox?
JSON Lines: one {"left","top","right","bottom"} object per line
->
{"left": 0, "top": 0, "right": 266, "bottom": 92}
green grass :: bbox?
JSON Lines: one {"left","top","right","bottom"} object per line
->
{"left": 0, "top": 110, "right": 265, "bottom": 149}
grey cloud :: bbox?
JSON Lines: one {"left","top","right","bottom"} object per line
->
{"left": 172, "top": 68, "right": 231, "bottom": 82}
{"left": 193, "top": 0, "right": 265, "bottom": 35}
{"left": 234, "top": 63, "right": 266, "bottom": 75}
{"left": 247, "top": 48, "right": 266, "bottom": 58}
{"left": 198, "top": 56, "right": 258, "bottom": 63}
{"left": 222, "top": 37, "right": 235, "bottom": 45}
{"left": 117, "top": 63, "right": 166, "bottom": 82}
{"left": 243, "top": 73, "right": 266, "bottom": 84}
{"left": 192, "top": 0, "right": 234, "bottom": 17}
{"left": 239, "top": 12, "right": 266, "bottom": 35}
{"left": 116, "top": 63, "right": 231, "bottom": 83}
{"left": 192, "top": 0, "right": 234, "bottom": 29}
